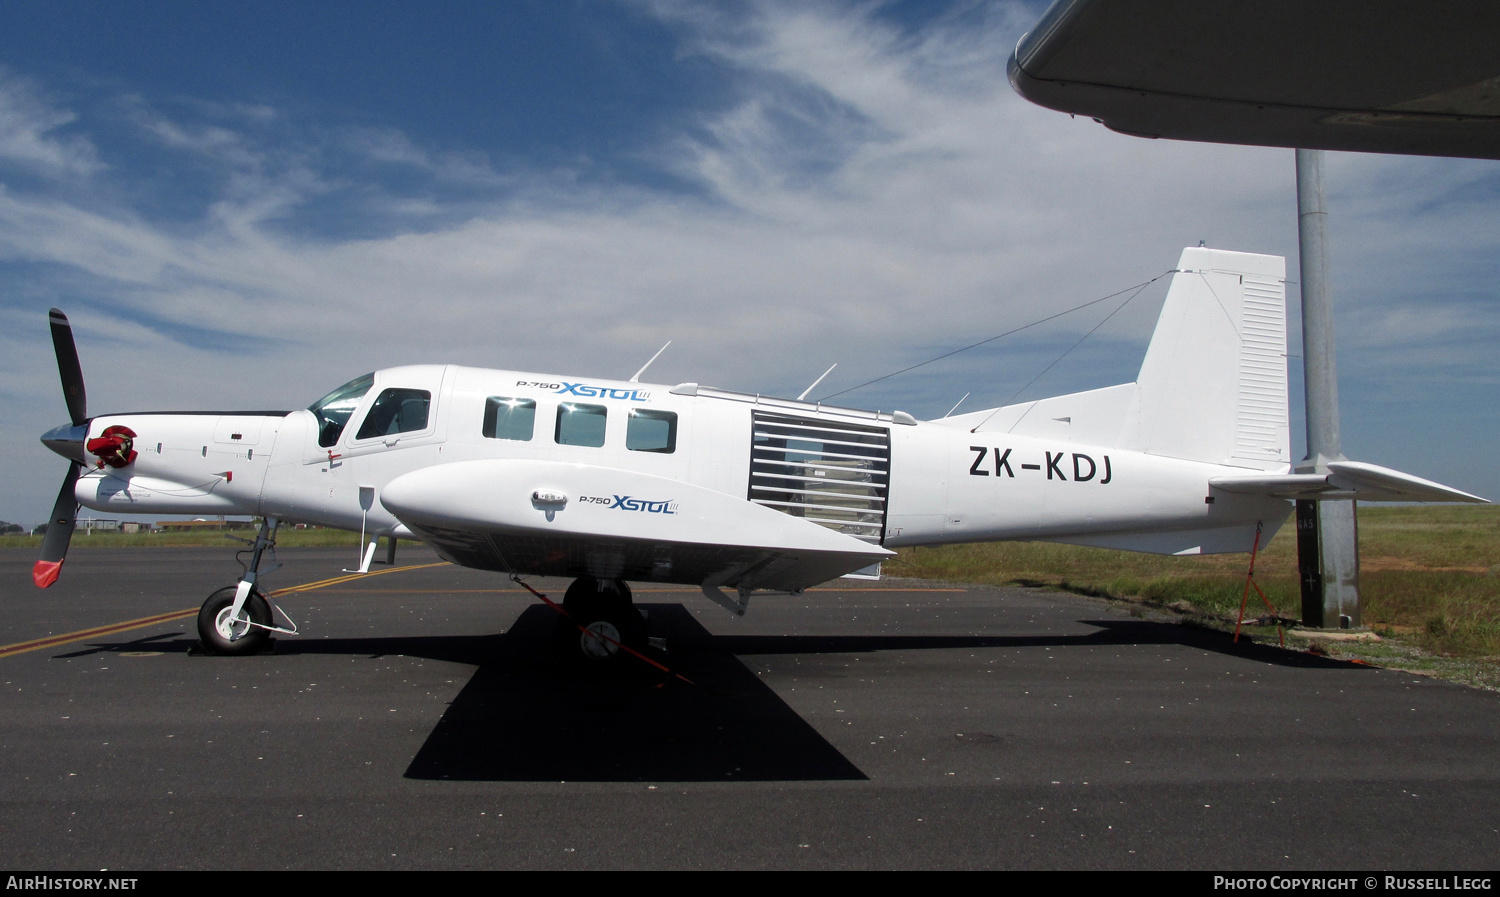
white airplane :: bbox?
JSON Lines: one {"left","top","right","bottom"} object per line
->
{"left": 35, "top": 247, "right": 1485, "bottom": 662}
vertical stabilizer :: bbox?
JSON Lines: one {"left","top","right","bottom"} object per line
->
{"left": 1121, "top": 248, "right": 1289, "bottom": 470}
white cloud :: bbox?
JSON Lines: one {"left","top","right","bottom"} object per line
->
{"left": 0, "top": 70, "right": 101, "bottom": 177}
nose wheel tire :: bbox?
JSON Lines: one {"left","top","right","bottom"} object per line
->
{"left": 197, "top": 586, "right": 273, "bottom": 656}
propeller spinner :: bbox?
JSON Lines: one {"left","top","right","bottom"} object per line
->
{"left": 35, "top": 309, "right": 89, "bottom": 588}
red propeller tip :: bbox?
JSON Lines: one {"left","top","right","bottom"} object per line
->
{"left": 33, "top": 559, "right": 63, "bottom": 589}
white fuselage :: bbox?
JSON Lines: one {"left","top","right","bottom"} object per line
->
{"left": 73, "top": 362, "right": 1292, "bottom": 585}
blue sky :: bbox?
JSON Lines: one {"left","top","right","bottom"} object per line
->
{"left": 2, "top": 0, "right": 1497, "bottom": 527}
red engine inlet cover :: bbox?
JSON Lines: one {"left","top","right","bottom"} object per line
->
{"left": 86, "top": 425, "right": 138, "bottom": 469}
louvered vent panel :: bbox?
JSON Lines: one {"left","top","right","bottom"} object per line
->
{"left": 1234, "top": 276, "right": 1288, "bottom": 463}
{"left": 749, "top": 411, "right": 890, "bottom": 545}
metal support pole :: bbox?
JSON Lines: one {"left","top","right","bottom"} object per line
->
{"left": 1294, "top": 149, "right": 1360, "bottom": 629}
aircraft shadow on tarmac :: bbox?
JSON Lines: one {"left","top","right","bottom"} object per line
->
{"left": 400, "top": 604, "right": 870, "bottom": 783}
{"left": 54, "top": 604, "right": 1367, "bottom": 784}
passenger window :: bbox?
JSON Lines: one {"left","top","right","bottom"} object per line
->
{"left": 356, "top": 388, "right": 431, "bottom": 440}
{"left": 555, "top": 402, "right": 606, "bottom": 447}
{"left": 483, "top": 397, "right": 536, "bottom": 441}
{"left": 627, "top": 408, "right": 677, "bottom": 453}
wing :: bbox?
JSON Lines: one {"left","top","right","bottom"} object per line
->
{"left": 380, "top": 459, "right": 893, "bottom": 593}
{"left": 1008, "top": 0, "right": 1500, "bottom": 161}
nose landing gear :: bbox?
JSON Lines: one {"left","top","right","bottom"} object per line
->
{"left": 195, "top": 517, "right": 298, "bottom": 656}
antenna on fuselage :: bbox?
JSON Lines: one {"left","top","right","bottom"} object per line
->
{"left": 630, "top": 341, "right": 672, "bottom": 383}
{"left": 797, "top": 364, "right": 837, "bottom": 401}
{"left": 943, "top": 392, "right": 970, "bottom": 418}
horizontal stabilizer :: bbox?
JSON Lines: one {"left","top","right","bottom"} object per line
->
{"left": 1210, "top": 460, "right": 1487, "bottom": 504}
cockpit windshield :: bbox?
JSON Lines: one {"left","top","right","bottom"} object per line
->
{"left": 309, "top": 373, "right": 374, "bottom": 447}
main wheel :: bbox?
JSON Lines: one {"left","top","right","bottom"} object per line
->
{"left": 554, "top": 578, "right": 646, "bottom": 668}
{"left": 197, "top": 586, "right": 273, "bottom": 656}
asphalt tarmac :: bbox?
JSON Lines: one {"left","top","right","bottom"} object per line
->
{"left": 1, "top": 544, "right": 1497, "bottom": 870}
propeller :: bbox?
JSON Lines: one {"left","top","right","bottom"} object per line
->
{"left": 34, "top": 463, "right": 81, "bottom": 588}
{"left": 50, "top": 308, "right": 87, "bottom": 427}
{"left": 35, "top": 309, "right": 88, "bottom": 589}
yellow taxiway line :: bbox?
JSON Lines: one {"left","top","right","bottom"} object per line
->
{"left": 265, "top": 561, "right": 450, "bottom": 596}
{"left": 0, "top": 608, "right": 203, "bottom": 659}
{"left": 0, "top": 561, "right": 450, "bottom": 660}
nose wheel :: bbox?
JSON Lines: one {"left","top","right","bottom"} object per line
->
{"left": 197, "top": 586, "right": 273, "bottom": 655}
{"left": 194, "top": 517, "right": 291, "bottom": 655}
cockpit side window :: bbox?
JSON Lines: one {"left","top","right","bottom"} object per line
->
{"left": 309, "top": 374, "right": 374, "bottom": 448}
{"left": 356, "top": 388, "right": 431, "bottom": 440}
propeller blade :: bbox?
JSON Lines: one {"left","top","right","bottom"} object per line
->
{"left": 49, "top": 308, "right": 87, "bottom": 427}
{"left": 34, "top": 463, "right": 81, "bottom": 589}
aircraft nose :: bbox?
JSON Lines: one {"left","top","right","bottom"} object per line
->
{"left": 41, "top": 422, "right": 89, "bottom": 463}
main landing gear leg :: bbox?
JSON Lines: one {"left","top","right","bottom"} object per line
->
{"left": 554, "top": 576, "right": 648, "bottom": 669}
{"left": 196, "top": 517, "right": 296, "bottom": 656}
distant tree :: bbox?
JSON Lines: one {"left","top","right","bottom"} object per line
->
{"left": 0, "top": 521, "right": 22, "bottom": 535}
{"left": 32, "top": 523, "right": 48, "bottom": 536}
